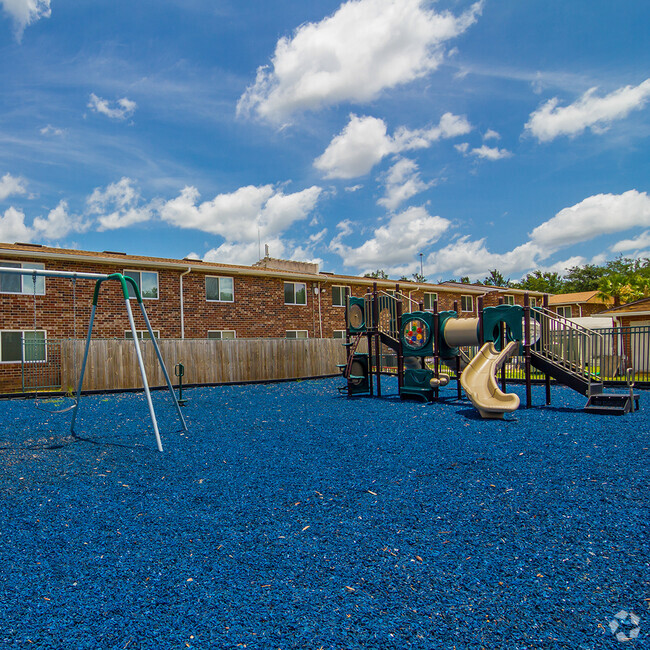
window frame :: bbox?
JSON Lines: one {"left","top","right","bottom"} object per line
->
{"left": 124, "top": 269, "right": 159, "bottom": 300}
{"left": 556, "top": 305, "right": 572, "bottom": 318}
{"left": 284, "top": 282, "right": 307, "bottom": 306}
{"left": 333, "top": 330, "right": 346, "bottom": 339}
{"left": 0, "top": 329, "right": 47, "bottom": 363}
{"left": 460, "top": 294, "right": 474, "bottom": 313}
{"left": 503, "top": 295, "right": 515, "bottom": 306}
{"left": 0, "top": 261, "right": 45, "bottom": 295}
{"left": 331, "top": 285, "right": 349, "bottom": 308}
{"left": 205, "top": 275, "right": 235, "bottom": 303}
{"left": 529, "top": 297, "right": 538, "bottom": 308}
{"left": 286, "top": 330, "right": 309, "bottom": 339}
{"left": 124, "top": 329, "right": 160, "bottom": 339}
{"left": 423, "top": 292, "right": 438, "bottom": 311}
{"left": 207, "top": 330, "right": 237, "bottom": 340}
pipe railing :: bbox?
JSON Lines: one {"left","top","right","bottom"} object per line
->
{"left": 531, "top": 306, "right": 604, "bottom": 383}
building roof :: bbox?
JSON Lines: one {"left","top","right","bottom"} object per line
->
{"left": 598, "top": 296, "right": 650, "bottom": 315}
{"left": 548, "top": 291, "right": 612, "bottom": 306}
{"left": 0, "top": 241, "right": 546, "bottom": 296}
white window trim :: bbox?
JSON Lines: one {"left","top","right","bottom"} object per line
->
{"left": 529, "top": 297, "right": 538, "bottom": 308}
{"left": 557, "top": 306, "right": 572, "bottom": 318}
{"left": 124, "top": 329, "right": 160, "bottom": 339}
{"left": 0, "top": 329, "right": 47, "bottom": 364}
{"left": 461, "top": 295, "right": 474, "bottom": 313}
{"left": 503, "top": 295, "right": 515, "bottom": 305}
{"left": 423, "top": 292, "right": 438, "bottom": 311}
{"left": 331, "top": 285, "right": 349, "bottom": 308}
{"left": 286, "top": 330, "right": 309, "bottom": 339}
{"left": 0, "top": 261, "right": 45, "bottom": 295}
{"left": 124, "top": 269, "right": 159, "bottom": 300}
{"left": 207, "top": 330, "right": 237, "bottom": 339}
{"left": 284, "top": 282, "right": 307, "bottom": 306}
{"left": 333, "top": 330, "right": 346, "bottom": 339}
{"left": 205, "top": 276, "right": 235, "bottom": 303}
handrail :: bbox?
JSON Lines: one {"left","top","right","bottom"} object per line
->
{"left": 531, "top": 306, "right": 604, "bottom": 387}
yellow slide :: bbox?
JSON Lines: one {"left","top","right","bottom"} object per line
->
{"left": 460, "top": 341, "right": 520, "bottom": 419}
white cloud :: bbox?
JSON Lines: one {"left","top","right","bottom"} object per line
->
{"left": 468, "top": 144, "right": 512, "bottom": 160}
{"left": 418, "top": 190, "right": 650, "bottom": 281}
{"left": 378, "top": 158, "right": 431, "bottom": 210}
{"left": 40, "top": 124, "right": 64, "bottom": 136}
{"left": 88, "top": 93, "right": 137, "bottom": 120}
{"left": 160, "top": 184, "right": 322, "bottom": 243}
{"left": 33, "top": 200, "right": 90, "bottom": 239}
{"left": 525, "top": 79, "right": 650, "bottom": 142}
{"left": 0, "top": 172, "right": 27, "bottom": 201}
{"left": 331, "top": 205, "right": 450, "bottom": 272}
{"left": 87, "top": 178, "right": 153, "bottom": 230}
{"left": 483, "top": 129, "right": 500, "bottom": 140}
{"left": 454, "top": 142, "right": 469, "bottom": 154}
{"left": 529, "top": 190, "right": 650, "bottom": 249}
{"left": 345, "top": 184, "right": 363, "bottom": 193}
{"left": 237, "top": 0, "right": 483, "bottom": 122}
{"left": 611, "top": 230, "right": 650, "bottom": 254}
{"left": 1, "top": 0, "right": 50, "bottom": 42}
{"left": 424, "top": 236, "right": 541, "bottom": 280}
{"left": 0, "top": 206, "right": 33, "bottom": 241}
{"left": 314, "top": 112, "right": 471, "bottom": 178}
{"left": 203, "top": 238, "right": 286, "bottom": 266}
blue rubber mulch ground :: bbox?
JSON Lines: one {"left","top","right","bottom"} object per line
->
{"left": 0, "top": 377, "right": 648, "bottom": 649}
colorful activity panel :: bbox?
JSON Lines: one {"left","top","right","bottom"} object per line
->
{"left": 400, "top": 312, "right": 434, "bottom": 356}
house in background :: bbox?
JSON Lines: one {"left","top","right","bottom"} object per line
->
{"left": 598, "top": 296, "right": 650, "bottom": 328}
{"left": 548, "top": 291, "right": 613, "bottom": 319}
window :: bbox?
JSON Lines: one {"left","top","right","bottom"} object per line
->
{"left": 529, "top": 297, "right": 538, "bottom": 308}
{"left": 333, "top": 330, "right": 346, "bottom": 339}
{"left": 284, "top": 282, "right": 307, "bottom": 305}
{"left": 1, "top": 330, "right": 46, "bottom": 363}
{"left": 286, "top": 330, "right": 308, "bottom": 339}
{"left": 124, "top": 330, "right": 159, "bottom": 339}
{"left": 124, "top": 270, "right": 159, "bottom": 299}
{"left": 461, "top": 295, "right": 474, "bottom": 312}
{"left": 207, "top": 330, "right": 236, "bottom": 340}
{"left": 0, "top": 262, "right": 45, "bottom": 295}
{"left": 206, "top": 276, "right": 234, "bottom": 302}
{"left": 331, "top": 286, "right": 348, "bottom": 307}
{"left": 557, "top": 306, "right": 572, "bottom": 318}
{"left": 503, "top": 295, "right": 515, "bottom": 305}
{"left": 423, "top": 292, "right": 438, "bottom": 311}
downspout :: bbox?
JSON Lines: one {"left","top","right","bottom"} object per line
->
{"left": 318, "top": 282, "right": 323, "bottom": 338}
{"left": 179, "top": 267, "right": 191, "bottom": 339}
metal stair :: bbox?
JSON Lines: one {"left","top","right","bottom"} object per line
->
{"left": 530, "top": 307, "right": 604, "bottom": 398}
{"left": 530, "top": 307, "right": 640, "bottom": 414}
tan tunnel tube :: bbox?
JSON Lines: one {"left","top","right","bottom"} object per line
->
{"left": 443, "top": 317, "right": 480, "bottom": 347}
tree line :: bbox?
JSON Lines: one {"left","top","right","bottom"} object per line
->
{"left": 364, "top": 256, "right": 650, "bottom": 307}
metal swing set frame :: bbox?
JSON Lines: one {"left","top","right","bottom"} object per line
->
{"left": 0, "top": 266, "right": 187, "bottom": 451}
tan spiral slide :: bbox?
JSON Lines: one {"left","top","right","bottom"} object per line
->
{"left": 460, "top": 341, "right": 520, "bottom": 419}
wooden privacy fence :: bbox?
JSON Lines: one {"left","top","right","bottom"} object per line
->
{"left": 60, "top": 338, "right": 347, "bottom": 392}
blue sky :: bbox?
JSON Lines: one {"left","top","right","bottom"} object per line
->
{"left": 0, "top": 0, "right": 649, "bottom": 282}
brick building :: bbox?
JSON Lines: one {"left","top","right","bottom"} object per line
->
{"left": 548, "top": 291, "right": 612, "bottom": 319}
{"left": 1, "top": 241, "right": 543, "bottom": 367}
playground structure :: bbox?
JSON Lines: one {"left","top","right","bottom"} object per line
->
{"left": 0, "top": 265, "right": 187, "bottom": 450}
{"left": 339, "top": 284, "right": 640, "bottom": 417}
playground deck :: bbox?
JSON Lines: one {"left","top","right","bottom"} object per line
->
{"left": 0, "top": 378, "right": 647, "bottom": 648}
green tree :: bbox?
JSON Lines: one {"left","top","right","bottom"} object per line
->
{"left": 411, "top": 272, "right": 427, "bottom": 283}
{"left": 563, "top": 263, "right": 606, "bottom": 292}
{"left": 483, "top": 269, "right": 510, "bottom": 287}
{"left": 597, "top": 257, "right": 650, "bottom": 306}
{"left": 514, "top": 270, "right": 564, "bottom": 294}
{"left": 364, "top": 269, "right": 389, "bottom": 279}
